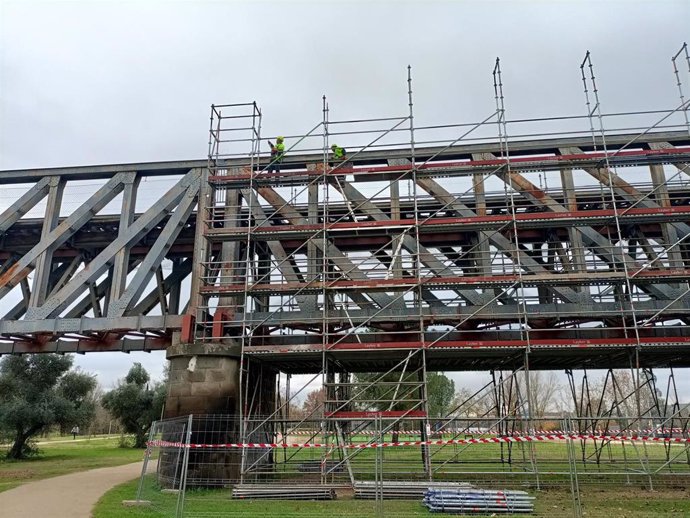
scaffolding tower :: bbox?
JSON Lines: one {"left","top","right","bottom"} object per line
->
{"left": 188, "top": 44, "right": 690, "bottom": 484}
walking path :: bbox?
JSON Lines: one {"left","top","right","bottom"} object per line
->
{"left": 0, "top": 435, "right": 120, "bottom": 448}
{"left": 35, "top": 435, "right": 119, "bottom": 446}
{"left": 0, "top": 461, "right": 142, "bottom": 517}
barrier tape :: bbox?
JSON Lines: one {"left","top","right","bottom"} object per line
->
{"left": 147, "top": 433, "right": 690, "bottom": 450}
{"left": 288, "top": 428, "right": 684, "bottom": 436}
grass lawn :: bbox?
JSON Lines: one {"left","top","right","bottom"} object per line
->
{"left": 93, "top": 478, "right": 690, "bottom": 517}
{"left": 0, "top": 436, "right": 144, "bottom": 493}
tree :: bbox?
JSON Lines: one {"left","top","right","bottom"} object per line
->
{"left": 302, "top": 388, "right": 326, "bottom": 418}
{"left": 102, "top": 363, "right": 166, "bottom": 448}
{"left": 584, "top": 370, "right": 663, "bottom": 421}
{"left": 449, "top": 387, "right": 496, "bottom": 418}
{"left": 0, "top": 354, "right": 96, "bottom": 459}
{"left": 525, "top": 371, "right": 562, "bottom": 418}
{"left": 351, "top": 371, "right": 456, "bottom": 440}
{"left": 87, "top": 385, "right": 122, "bottom": 436}
{"left": 427, "top": 373, "right": 455, "bottom": 418}
{"left": 352, "top": 371, "right": 455, "bottom": 414}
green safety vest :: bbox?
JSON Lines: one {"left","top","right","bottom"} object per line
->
{"left": 274, "top": 142, "right": 285, "bottom": 161}
{"left": 333, "top": 146, "right": 345, "bottom": 159}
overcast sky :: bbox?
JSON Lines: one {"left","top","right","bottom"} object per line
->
{"left": 1, "top": 0, "right": 689, "bottom": 391}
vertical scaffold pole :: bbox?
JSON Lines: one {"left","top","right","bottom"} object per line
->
{"left": 238, "top": 102, "right": 262, "bottom": 483}
{"left": 321, "top": 94, "right": 330, "bottom": 484}
{"left": 408, "top": 65, "right": 431, "bottom": 479}
{"left": 672, "top": 42, "right": 690, "bottom": 135}
{"left": 566, "top": 416, "right": 583, "bottom": 518}
{"left": 493, "top": 57, "right": 539, "bottom": 488}
{"left": 580, "top": 53, "right": 649, "bottom": 485}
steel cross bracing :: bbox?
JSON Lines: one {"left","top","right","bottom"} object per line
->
{"left": 0, "top": 131, "right": 689, "bottom": 356}
{"left": 193, "top": 123, "right": 690, "bottom": 370}
{"left": 0, "top": 163, "right": 201, "bottom": 354}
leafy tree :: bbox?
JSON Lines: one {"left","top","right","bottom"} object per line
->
{"left": 351, "top": 371, "right": 455, "bottom": 440}
{"left": 102, "top": 363, "right": 166, "bottom": 448}
{"left": 352, "top": 371, "right": 455, "bottom": 414}
{"left": 0, "top": 354, "right": 96, "bottom": 459}
{"left": 427, "top": 373, "right": 455, "bottom": 418}
{"left": 449, "top": 386, "right": 496, "bottom": 418}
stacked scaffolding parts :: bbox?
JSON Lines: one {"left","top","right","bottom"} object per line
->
{"left": 189, "top": 47, "right": 690, "bottom": 484}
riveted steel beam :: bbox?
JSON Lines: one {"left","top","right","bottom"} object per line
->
{"left": 559, "top": 146, "right": 690, "bottom": 238}
{"left": 255, "top": 186, "right": 396, "bottom": 310}
{"left": 130, "top": 258, "right": 192, "bottom": 316}
{"left": 332, "top": 178, "right": 493, "bottom": 307}
{"left": 415, "top": 176, "right": 588, "bottom": 304}
{"left": 0, "top": 176, "right": 52, "bottom": 233}
{"left": 105, "top": 180, "right": 198, "bottom": 317}
{"left": 241, "top": 188, "right": 311, "bottom": 312}
{"left": 109, "top": 174, "right": 140, "bottom": 304}
{"left": 486, "top": 153, "right": 681, "bottom": 301}
{"left": 24, "top": 169, "right": 201, "bottom": 319}
{"left": 0, "top": 172, "right": 136, "bottom": 302}
{"left": 29, "top": 177, "right": 65, "bottom": 308}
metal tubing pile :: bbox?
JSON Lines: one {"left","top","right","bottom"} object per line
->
{"left": 231, "top": 484, "right": 336, "bottom": 500}
{"left": 423, "top": 489, "right": 534, "bottom": 514}
{"left": 354, "top": 481, "right": 473, "bottom": 499}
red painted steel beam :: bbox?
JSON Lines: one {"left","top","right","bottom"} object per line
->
{"left": 242, "top": 336, "right": 690, "bottom": 356}
{"left": 210, "top": 146, "right": 690, "bottom": 183}
{"left": 207, "top": 206, "right": 690, "bottom": 238}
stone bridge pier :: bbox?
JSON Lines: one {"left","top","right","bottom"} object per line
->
{"left": 165, "top": 342, "right": 242, "bottom": 418}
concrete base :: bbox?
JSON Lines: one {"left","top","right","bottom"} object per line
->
{"left": 164, "top": 342, "right": 242, "bottom": 417}
{"left": 122, "top": 500, "right": 152, "bottom": 507}
{"left": 163, "top": 342, "right": 244, "bottom": 485}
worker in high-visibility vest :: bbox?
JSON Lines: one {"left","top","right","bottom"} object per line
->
{"left": 331, "top": 144, "right": 346, "bottom": 161}
{"left": 330, "top": 144, "right": 347, "bottom": 170}
{"left": 268, "top": 136, "right": 285, "bottom": 173}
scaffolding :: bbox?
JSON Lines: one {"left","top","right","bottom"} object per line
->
{"left": 187, "top": 44, "right": 690, "bottom": 487}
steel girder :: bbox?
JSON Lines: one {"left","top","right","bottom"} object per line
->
{"left": 0, "top": 167, "right": 199, "bottom": 348}
{"left": 1, "top": 131, "right": 689, "bottom": 356}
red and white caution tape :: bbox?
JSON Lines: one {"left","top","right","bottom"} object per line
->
{"left": 288, "top": 427, "right": 683, "bottom": 436}
{"left": 147, "top": 433, "right": 690, "bottom": 450}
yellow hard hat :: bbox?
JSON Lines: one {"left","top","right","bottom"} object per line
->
{"left": 277, "top": 136, "right": 284, "bottom": 142}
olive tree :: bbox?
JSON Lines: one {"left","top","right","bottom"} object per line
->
{"left": 0, "top": 354, "right": 96, "bottom": 459}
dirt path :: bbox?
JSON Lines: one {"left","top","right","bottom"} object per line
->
{"left": 0, "top": 461, "right": 142, "bottom": 517}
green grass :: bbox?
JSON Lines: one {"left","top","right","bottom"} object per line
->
{"left": 93, "top": 478, "right": 690, "bottom": 517}
{"left": 4, "top": 433, "right": 690, "bottom": 516}
{"left": 262, "top": 438, "right": 690, "bottom": 485}
{"left": 0, "top": 437, "right": 143, "bottom": 493}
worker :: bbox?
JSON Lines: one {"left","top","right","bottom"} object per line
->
{"left": 330, "top": 144, "right": 347, "bottom": 169}
{"left": 267, "top": 136, "right": 285, "bottom": 173}
{"left": 331, "top": 144, "right": 346, "bottom": 161}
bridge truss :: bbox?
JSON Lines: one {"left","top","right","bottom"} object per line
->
{"left": 2, "top": 47, "right": 690, "bottom": 482}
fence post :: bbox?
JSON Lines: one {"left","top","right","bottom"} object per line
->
{"left": 375, "top": 412, "right": 384, "bottom": 518}
{"left": 566, "top": 417, "right": 583, "bottom": 518}
{"left": 136, "top": 422, "right": 157, "bottom": 501}
{"left": 176, "top": 414, "right": 194, "bottom": 518}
